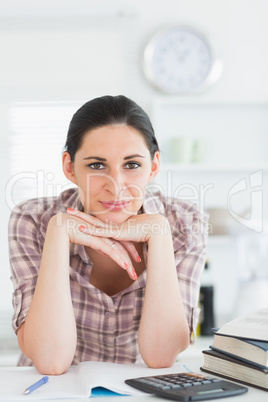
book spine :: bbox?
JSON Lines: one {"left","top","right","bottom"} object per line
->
{"left": 200, "top": 367, "right": 268, "bottom": 392}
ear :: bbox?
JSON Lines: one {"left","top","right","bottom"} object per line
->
{"left": 62, "top": 152, "right": 77, "bottom": 184}
{"left": 148, "top": 151, "right": 160, "bottom": 183}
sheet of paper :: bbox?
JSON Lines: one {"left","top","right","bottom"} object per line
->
{"left": 217, "top": 308, "right": 268, "bottom": 341}
{"left": 0, "top": 361, "right": 187, "bottom": 400}
{"left": 77, "top": 361, "right": 187, "bottom": 396}
{"left": 0, "top": 366, "right": 84, "bottom": 400}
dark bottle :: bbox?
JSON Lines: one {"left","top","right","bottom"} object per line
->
{"left": 199, "top": 260, "right": 215, "bottom": 336}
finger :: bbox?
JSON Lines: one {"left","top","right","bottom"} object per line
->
{"left": 67, "top": 208, "right": 105, "bottom": 227}
{"left": 98, "top": 239, "right": 138, "bottom": 281}
{"left": 78, "top": 224, "right": 142, "bottom": 259}
{"left": 120, "top": 241, "right": 142, "bottom": 263}
{"left": 78, "top": 229, "right": 138, "bottom": 280}
{"left": 79, "top": 224, "right": 120, "bottom": 240}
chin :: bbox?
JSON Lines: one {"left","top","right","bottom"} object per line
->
{"left": 98, "top": 209, "right": 138, "bottom": 225}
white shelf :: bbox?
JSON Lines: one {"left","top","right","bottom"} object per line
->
{"left": 161, "top": 163, "right": 268, "bottom": 173}
{"left": 152, "top": 96, "right": 268, "bottom": 107}
{"left": 152, "top": 99, "right": 268, "bottom": 171}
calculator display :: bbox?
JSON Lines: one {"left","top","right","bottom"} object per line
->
{"left": 197, "top": 389, "right": 224, "bottom": 395}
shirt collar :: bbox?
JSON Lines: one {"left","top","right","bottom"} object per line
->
{"left": 143, "top": 189, "right": 203, "bottom": 253}
{"left": 142, "top": 189, "right": 166, "bottom": 215}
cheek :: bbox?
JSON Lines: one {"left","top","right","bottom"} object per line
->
{"left": 127, "top": 174, "right": 151, "bottom": 195}
{"left": 79, "top": 174, "right": 103, "bottom": 193}
{"left": 126, "top": 178, "right": 150, "bottom": 210}
{"left": 127, "top": 183, "right": 146, "bottom": 202}
{"left": 76, "top": 175, "right": 103, "bottom": 206}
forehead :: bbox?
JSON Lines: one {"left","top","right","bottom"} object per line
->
{"left": 78, "top": 125, "right": 150, "bottom": 154}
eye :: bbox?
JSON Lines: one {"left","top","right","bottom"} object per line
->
{"left": 125, "top": 162, "right": 141, "bottom": 170}
{"left": 88, "top": 163, "right": 105, "bottom": 170}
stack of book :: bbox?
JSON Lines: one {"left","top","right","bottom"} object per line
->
{"left": 201, "top": 308, "right": 268, "bottom": 391}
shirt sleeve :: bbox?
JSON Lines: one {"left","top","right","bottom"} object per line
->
{"left": 8, "top": 202, "right": 43, "bottom": 333}
{"left": 169, "top": 201, "right": 208, "bottom": 343}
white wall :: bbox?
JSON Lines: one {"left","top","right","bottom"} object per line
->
{"left": 1, "top": 0, "right": 268, "bottom": 329}
{"left": 1, "top": 0, "right": 268, "bottom": 104}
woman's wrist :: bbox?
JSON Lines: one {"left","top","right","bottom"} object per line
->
{"left": 146, "top": 214, "right": 171, "bottom": 242}
{"left": 146, "top": 215, "right": 175, "bottom": 274}
{"left": 47, "top": 213, "right": 70, "bottom": 242}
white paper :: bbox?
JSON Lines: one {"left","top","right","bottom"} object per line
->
{"left": 217, "top": 308, "right": 268, "bottom": 341}
{"left": 0, "top": 366, "right": 84, "bottom": 400}
{"left": 0, "top": 361, "right": 187, "bottom": 400}
{"left": 78, "top": 361, "right": 188, "bottom": 396}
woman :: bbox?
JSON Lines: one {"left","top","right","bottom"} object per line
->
{"left": 9, "top": 95, "right": 208, "bottom": 375}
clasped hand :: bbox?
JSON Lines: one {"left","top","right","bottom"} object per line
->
{"left": 64, "top": 208, "right": 168, "bottom": 280}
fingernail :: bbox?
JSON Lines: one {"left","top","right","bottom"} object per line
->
{"left": 67, "top": 208, "right": 76, "bottom": 214}
{"left": 124, "top": 263, "right": 138, "bottom": 280}
{"left": 137, "top": 256, "right": 141, "bottom": 263}
{"left": 79, "top": 225, "right": 87, "bottom": 232}
{"left": 132, "top": 269, "right": 138, "bottom": 280}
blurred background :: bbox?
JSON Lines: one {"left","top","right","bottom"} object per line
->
{"left": 0, "top": 0, "right": 268, "bottom": 365}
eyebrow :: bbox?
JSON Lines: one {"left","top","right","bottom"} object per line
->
{"left": 83, "top": 154, "right": 145, "bottom": 161}
{"left": 124, "top": 154, "right": 145, "bottom": 160}
{"left": 83, "top": 156, "right": 106, "bottom": 161}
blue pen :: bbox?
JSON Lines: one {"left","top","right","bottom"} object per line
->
{"left": 23, "top": 376, "right": 49, "bottom": 395}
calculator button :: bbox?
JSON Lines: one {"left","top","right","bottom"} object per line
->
{"left": 192, "top": 381, "right": 202, "bottom": 386}
{"left": 158, "top": 381, "right": 172, "bottom": 386}
{"left": 182, "top": 383, "right": 192, "bottom": 387}
{"left": 169, "top": 384, "right": 182, "bottom": 389}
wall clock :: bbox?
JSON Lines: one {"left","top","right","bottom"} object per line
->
{"left": 143, "top": 25, "right": 223, "bottom": 95}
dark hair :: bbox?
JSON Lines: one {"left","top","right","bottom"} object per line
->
{"left": 64, "top": 95, "right": 159, "bottom": 161}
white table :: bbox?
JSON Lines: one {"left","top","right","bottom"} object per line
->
{"left": 46, "top": 359, "right": 266, "bottom": 402}
{"left": 12, "top": 368, "right": 265, "bottom": 402}
{"left": 0, "top": 337, "right": 267, "bottom": 401}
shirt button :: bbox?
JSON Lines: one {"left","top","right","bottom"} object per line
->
{"left": 105, "top": 311, "right": 110, "bottom": 318}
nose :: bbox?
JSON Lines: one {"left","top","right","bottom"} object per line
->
{"left": 104, "top": 169, "right": 126, "bottom": 196}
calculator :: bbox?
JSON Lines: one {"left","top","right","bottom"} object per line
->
{"left": 125, "top": 372, "right": 248, "bottom": 401}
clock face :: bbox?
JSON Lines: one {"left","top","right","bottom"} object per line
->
{"left": 143, "top": 26, "right": 222, "bottom": 94}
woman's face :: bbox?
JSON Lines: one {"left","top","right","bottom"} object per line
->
{"left": 63, "top": 125, "right": 159, "bottom": 224}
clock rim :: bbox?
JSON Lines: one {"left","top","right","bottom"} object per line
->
{"left": 143, "top": 24, "right": 223, "bottom": 95}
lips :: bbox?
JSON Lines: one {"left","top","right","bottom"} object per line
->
{"left": 100, "top": 201, "right": 130, "bottom": 211}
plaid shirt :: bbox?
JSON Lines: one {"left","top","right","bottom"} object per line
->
{"left": 9, "top": 188, "right": 208, "bottom": 366}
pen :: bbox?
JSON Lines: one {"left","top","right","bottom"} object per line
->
{"left": 23, "top": 376, "right": 49, "bottom": 395}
